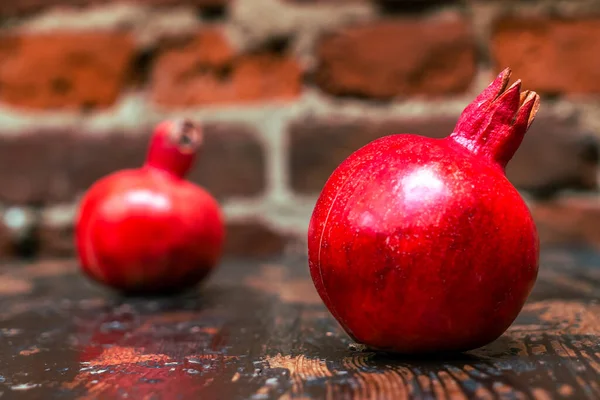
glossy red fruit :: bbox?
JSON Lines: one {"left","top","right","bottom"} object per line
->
{"left": 308, "top": 68, "right": 541, "bottom": 354}
{"left": 75, "top": 120, "right": 225, "bottom": 294}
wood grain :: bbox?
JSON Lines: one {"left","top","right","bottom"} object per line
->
{"left": 0, "top": 247, "right": 599, "bottom": 399}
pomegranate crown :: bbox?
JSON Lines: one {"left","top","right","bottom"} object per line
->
{"left": 450, "top": 68, "right": 541, "bottom": 168}
{"left": 145, "top": 119, "right": 203, "bottom": 178}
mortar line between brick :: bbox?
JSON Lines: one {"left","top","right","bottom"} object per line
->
{"left": 256, "top": 113, "right": 293, "bottom": 201}
{"left": 2, "top": 85, "right": 597, "bottom": 136}
{"left": 0, "top": 88, "right": 580, "bottom": 136}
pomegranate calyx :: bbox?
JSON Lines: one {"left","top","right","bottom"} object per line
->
{"left": 518, "top": 90, "right": 541, "bottom": 130}
{"left": 169, "top": 119, "right": 203, "bottom": 154}
{"left": 145, "top": 119, "right": 202, "bottom": 179}
{"left": 450, "top": 68, "right": 540, "bottom": 169}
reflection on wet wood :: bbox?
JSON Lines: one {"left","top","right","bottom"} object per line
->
{"left": 0, "top": 247, "right": 599, "bottom": 399}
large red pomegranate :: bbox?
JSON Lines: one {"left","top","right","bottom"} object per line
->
{"left": 75, "top": 119, "right": 225, "bottom": 295}
{"left": 308, "top": 68, "right": 541, "bottom": 354}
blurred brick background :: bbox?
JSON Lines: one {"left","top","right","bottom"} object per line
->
{"left": 0, "top": 0, "right": 598, "bottom": 259}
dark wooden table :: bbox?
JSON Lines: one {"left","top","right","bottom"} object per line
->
{"left": 1, "top": 246, "right": 599, "bottom": 399}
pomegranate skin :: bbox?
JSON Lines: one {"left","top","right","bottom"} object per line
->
{"left": 308, "top": 69, "right": 541, "bottom": 354}
{"left": 75, "top": 120, "right": 224, "bottom": 294}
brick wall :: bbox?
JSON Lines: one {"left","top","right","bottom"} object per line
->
{"left": 0, "top": 0, "right": 599, "bottom": 259}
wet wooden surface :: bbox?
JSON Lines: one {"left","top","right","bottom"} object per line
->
{"left": 0, "top": 246, "right": 599, "bottom": 399}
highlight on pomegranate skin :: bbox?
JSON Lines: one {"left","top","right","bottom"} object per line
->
{"left": 308, "top": 68, "right": 541, "bottom": 354}
{"left": 75, "top": 119, "right": 225, "bottom": 295}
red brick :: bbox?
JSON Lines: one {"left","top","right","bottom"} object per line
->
{"left": 0, "top": 123, "right": 264, "bottom": 204}
{"left": 0, "top": 32, "right": 135, "bottom": 110}
{"left": 0, "top": 131, "right": 72, "bottom": 204}
{"left": 0, "top": 0, "right": 229, "bottom": 17}
{"left": 0, "top": 221, "right": 14, "bottom": 259}
{"left": 491, "top": 17, "right": 600, "bottom": 94}
{"left": 530, "top": 195, "right": 600, "bottom": 249}
{"left": 68, "top": 133, "right": 148, "bottom": 199}
{"left": 283, "top": 0, "right": 367, "bottom": 2}
{"left": 70, "top": 124, "right": 265, "bottom": 200}
{"left": 315, "top": 19, "right": 476, "bottom": 99}
{"left": 376, "top": 0, "right": 460, "bottom": 12}
{"left": 286, "top": 0, "right": 450, "bottom": 4}
{"left": 289, "top": 116, "right": 598, "bottom": 196}
{"left": 507, "top": 116, "right": 598, "bottom": 198}
{"left": 190, "top": 123, "right": 265, "bottom": 199}
{"left": 224, "top": 221, "right": 292, "bottom": 257}
{"left": 151, "top": 29, "right": 302, "bottom": 107}
{"left": 290, "top": 117, "right": 454, "bottom": 193}
{"left": 144, "top": 0, "right": 228, "bottom": 5}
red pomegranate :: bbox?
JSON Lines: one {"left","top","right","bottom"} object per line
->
{"left": 308, "top": 68, "right": 541, "bottom": 354}
{"left": 75, "top": 119, "right": 225, "bottom": 294}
